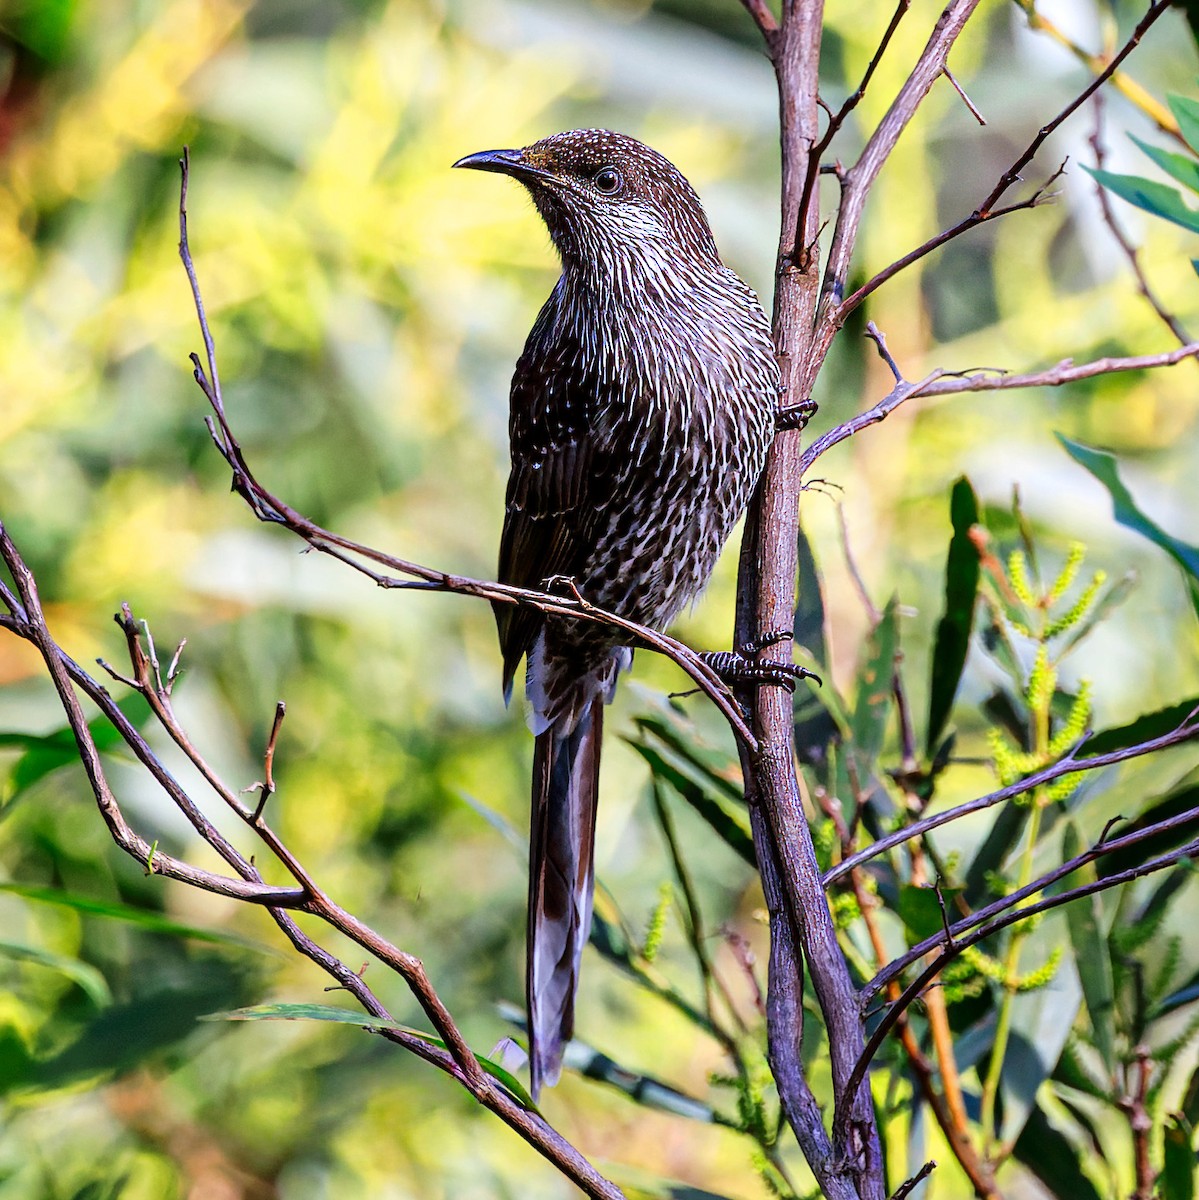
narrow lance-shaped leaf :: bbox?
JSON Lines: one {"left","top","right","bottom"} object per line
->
{"left": 207, "top": 1004, "right": 538, "bottom": 1109}
{"left": 927, "top": 476, "right": 981, "bottom": 758}
{"left": 1058, "top": 434, "right": 1199, "bottom": 618}
{"left": 1130, "top": 134, "right": 1199, "bottom": 195}
{"left": 850, "top": 595, "right": 899, "bottom": 776}
{"left": 624, "top": 740, "right": 755, "bottom": 867}
{"left": 1083, "top": 166, "right": 1199, "bottom": 235}
{"left": 1060, "top": 823, "right": 1117, "bottom": 1074}
{"left": 1171, "top": 93, "right": 1199, "bottom": 157}
{"left": 794, "top": 521, "right": 840, "bottom": 766}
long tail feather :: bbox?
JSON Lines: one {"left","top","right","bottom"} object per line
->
{"left": 527, "top": 697, "right": 602, "bottom": 1098}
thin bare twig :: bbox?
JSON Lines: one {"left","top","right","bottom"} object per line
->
{"left": 941, "top": 65, "right": 985, "bottom": 125}
{"left": 739, "top": 0, "right": 780, "bottom": 40}
{"left": 890, "top": 1160, "right": 936, "bottom": 1200}
{"left": 800, "top": 341, "right": 1199, "bottom": 476}
{"left": 1089, "top": 94, "right": 1194, "bottom": 349}
{"left": 836, "top": 0, "right": 1173, "bottom": 320}
{"left": 818, "top": 0, "right": 984, "bottom": 321}
{"left": 793, "top": 0, "right": 912, "bottom": 267}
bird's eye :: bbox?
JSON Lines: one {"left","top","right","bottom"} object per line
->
{"left": 593, "top": 166, "right": 623, "bottom": 195}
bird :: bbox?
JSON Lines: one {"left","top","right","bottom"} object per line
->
{"left": 454, "top": 129, "right": 789, "bottom": 1098}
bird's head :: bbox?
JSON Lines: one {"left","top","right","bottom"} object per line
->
{"left": 454, "top": 129, "right": 721, "bottom": 280}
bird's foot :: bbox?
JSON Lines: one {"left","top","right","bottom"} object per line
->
{"left": 776, "top": 399, "right": 818, "bottom": 432}
{"left": 699, "top": 632, "right": 822, "bottom": 694}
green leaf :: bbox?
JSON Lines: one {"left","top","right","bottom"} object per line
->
{"left": 1061, "top": 824, "right": 1116, "bottom": 1073}
{"left": 1082, "top": 697, "right": 1199, "bottom": 758}
{"left": 794, "top": 522, "right": 840, "bottom": 765}
{"left": 208, "top": 1003, "right": 538, "bottom": 1109}
{"left": 1058, "top": 435, "right": 1199, "bottom": 602}
{"left": 1012, "top": 1102, "right": 1104, "bottom": 1200}
{"left": 897, "top": 884, "right": 962, "bottom": 945}
{"left": 1131, "top": 134, "right": 1199, "bottom": 196}
{"left": 927, "top": 476, "right": 981, "bottom": 758}
{"left": 2, "top": 694, "right": 152, "bottom": 799}
{"left": 632, "top": 712, "right": 741, "bottom": 802}
{"left": 999, "top": 945, "right": 1082, "bottom": 1146}
{"left": 1083, "top": 166, "right": 1199, "bottom": 234}
{"left": 1163, "top": 1114, "right": 1196, "bottom": 1200}
{"left": 1171, "top": 94, "right": 1199, "bottom": 157}
{"left": 850, "top": 596, "right": 898, "bottom": 774}
{"left": 624, "top": 741, "right": 755, "bottom": 867}
{"left": 0, "top": 941, "right": 112, "bottom": 1008}
{"left": 0, "top": 883, "right": 275, "bottom": 954}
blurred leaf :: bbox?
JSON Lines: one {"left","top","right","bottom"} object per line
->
{"left": 927, "top": 476, "right": 981, "bottom": 757}
{"left": 1059, "top": 436, "right": 1199, "bottom": 612}
{"left": 625, "top": 741, "right": 755, "bottom": 867}
{"left": 1, "top": 693, "right": 151, "bottom": 798}
{"left": 1082, "top": 697, "right": 1199, "bottom": 757}
{"left": 632, "top": 712, "right": 741, "bottom": 802}
{"left": 965, "top": 802, "right": 1029, "bottom": 906}
{"left": 1061, "top": 823, "right": 1116, "bottom": 1073}
{"left": 897, "top": 883, "right": 961, "bottom": 946}
{"left": 1171, "top": 93, "right": 1199, "bottom": 155}
{"left": 999, "top": 953, "right": 1082, "bottom": 1146}
{"left": 1090, "top": 785, "right": 1199, "bottom": 878}
{"left": 0, "top": 883, "right": 276, "bottom": 954}
{"left": 1130, "top": 134, "right": 1199, "bottom": 194}
{"left": 0, "top": 941, "right": 111, "bottom": 1008}
{"left": 1163, "top": 1114, "right": 1196, "bottom": 1200}
{"left": 795, "top": 522, "right": 840, "bottom": 765}
{"left": 1012, "top": 1103, "right": 1104, "bottom": 1200}
{"left": 566, "top": 1040, "right": 716, "bottom": 1124}
{"left": 1083, "top": 167, "right": 1199, "bottom": 234}
{"left": 27, "top": 959, "right": 255, "bottom": 1091}
{"left": 851, "top": 596, "right": 898, "bottom": 773}
{"left": 210, "top": 1004, "right": 537, "bottom": 1109}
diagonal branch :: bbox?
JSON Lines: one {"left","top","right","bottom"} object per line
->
{"left": 839, "top": 831, "right": 1199, "bottom": 1130}
{"left": 824, "top": 715, "right": 1199, "bottom": 886}
{"left": 801, "top": 340, "right": 1199, "bottom": 476}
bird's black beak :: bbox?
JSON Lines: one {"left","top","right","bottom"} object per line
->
{"left": 452, "top": 148, "right": 552, "bottom": 183}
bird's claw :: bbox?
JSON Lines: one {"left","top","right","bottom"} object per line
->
{"left": 775, "top": 399, "right": 818, "bottom": 432}
{"left": 699, "top": 642, "right": 822, "bottom": 694}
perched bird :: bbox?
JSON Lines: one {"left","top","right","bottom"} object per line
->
{"left": 455, "top": 129, "right": 784, "bottom": 1098}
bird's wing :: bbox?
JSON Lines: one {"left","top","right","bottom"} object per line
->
{"left": 495, "top": 292, "right": 617, "bottom": 697}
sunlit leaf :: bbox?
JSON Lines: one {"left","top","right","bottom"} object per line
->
{"left": 0, "top": 941, "right": 111, "bottom": 1009}
{"left": 1171, "top": 93, "right": 1199, "bottom": 157}
{"left": 1059, "top": 435, "right": 1199, "bottom": 617}
{"left": 1130, "top": 134, "right": 1199, "bottom": 195}
{"left": 1083, "top": 166, "right": 1199, "bottom": 234}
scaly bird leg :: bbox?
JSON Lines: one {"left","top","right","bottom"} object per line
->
{"left": 700, "top": 631, "right": 822, "bottom": 693}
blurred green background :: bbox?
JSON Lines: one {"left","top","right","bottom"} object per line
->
{"left": 0, "top": 1, "right": 1196, "bottom": 1196}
